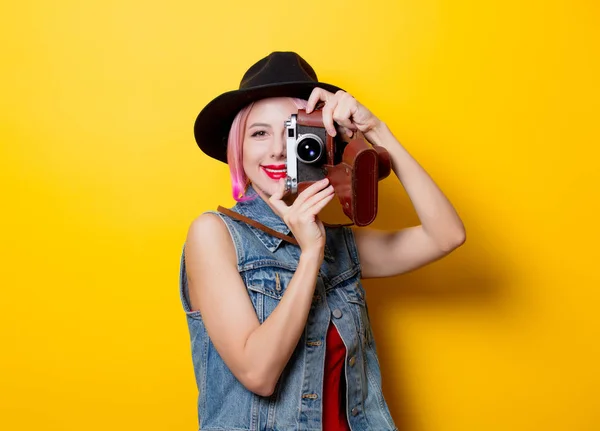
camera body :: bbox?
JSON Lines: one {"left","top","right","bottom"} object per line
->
{"left": 284, "top": 109, "right": 391, "bottom": 226}
{"left": 284, "top": 110, "right": 341, "bottom": 194}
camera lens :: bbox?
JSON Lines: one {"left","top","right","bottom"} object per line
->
{"left": 296, "top": 134, "right": 324, "bottom": 164}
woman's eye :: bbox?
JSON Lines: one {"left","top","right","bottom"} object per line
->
{"left": 251, "top": 130, "right": 267, "bottom": 137}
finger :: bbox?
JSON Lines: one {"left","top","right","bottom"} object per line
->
{"left": 308, "top": 191, "right": 336, "bottom": 215}
{"left": 306, "top": 88, "right": 329, "bottom": 114}
{"left": 337, "top": 125, "right": 354, "bottom": 139}
{"left": 268, "top": 179, "right": 289, "bottom": 214}
{"left": 298, "top": 185, "right": 334, "bottom": 212}
{"left": 333, "top": 96, "right": 358, "bottom": 131}
{"left": 293, "top": 178, "right": 330, "bottom": 207}
{"left": 269, "top": 177, "right": 286, "bottom": 200}
{"left": 333, "top": 110, "right": 355, "bottom": 131}
{"left": 321, "top": 98, "right": 339, "bottom": 137}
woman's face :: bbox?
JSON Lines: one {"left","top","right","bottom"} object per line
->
{"left": 243, "top": 97, "right": 297, "bottom": 198}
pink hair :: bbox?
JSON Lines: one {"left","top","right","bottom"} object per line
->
{"left": 227, "top": 97, "right": 308, "bottom": 202}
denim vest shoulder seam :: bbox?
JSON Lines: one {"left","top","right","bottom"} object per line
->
{"left": 343, "top": 226, "right": 362, "bottom": 278}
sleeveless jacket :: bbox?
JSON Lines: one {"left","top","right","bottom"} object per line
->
{"left": 179, "top": 186, "right": 397, "bottom": 431}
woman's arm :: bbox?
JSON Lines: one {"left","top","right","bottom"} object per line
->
{"left": 353, "top": 121, "right": 466, "bottom": 278}
{"left": 305, "top": 88, "right": 466, "bottom": 279}
{"left": 185, "top": 179, "right": 334, "bottom": 397}
{"left": 185, "top": 214, "right": 322, "bottom": 397}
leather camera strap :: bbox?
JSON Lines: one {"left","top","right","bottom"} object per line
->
{"left": 217, "top": 204, "right": 354, "bottom": 247}
{"left": 217, "top": 206, "right": 299, "bottom": 246}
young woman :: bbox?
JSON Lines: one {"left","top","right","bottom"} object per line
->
{"left": 179, "top": 51, "right": 466, "bottom": 431}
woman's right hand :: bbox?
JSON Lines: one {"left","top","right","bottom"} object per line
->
{"left": 268, "top": 178, "right": 335, "bottom": 257}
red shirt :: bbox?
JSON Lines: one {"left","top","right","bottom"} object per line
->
{"left": 322, "top": 322, "right": 352, "bottom": 431}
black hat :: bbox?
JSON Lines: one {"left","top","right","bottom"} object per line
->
{"left": 193, "top": 51, "right": 343, "bottom": 164}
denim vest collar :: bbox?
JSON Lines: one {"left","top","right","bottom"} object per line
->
{"left": 231, "top": 185, "right": 335, "bottom": 261}
{"left": 232, "top": 185, "right": 291, "bottom": 253}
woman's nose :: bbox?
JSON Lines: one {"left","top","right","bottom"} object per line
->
{"left": 271, "top": 132, "right": 286, "bottom": 159}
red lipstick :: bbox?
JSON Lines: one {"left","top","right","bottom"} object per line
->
{"left": 261, "top": 164, "right": 287, "bottom": 180}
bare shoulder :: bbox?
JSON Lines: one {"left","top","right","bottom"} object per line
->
{"left": 187, "top": 212, "right": 230, "bottom": 245}
{"left": 187, "top": 212, "right": 233, "bottom": 247}
{"left": 185, "top": 212, "right": 238, "bottom": 283}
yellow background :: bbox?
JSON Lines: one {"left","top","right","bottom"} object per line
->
{"left": 1, "top": 0, "right": 599, "bottom": 430}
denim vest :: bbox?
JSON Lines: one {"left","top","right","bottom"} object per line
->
{"left": 179, "top": 186, "right": 397, "bottom": 431}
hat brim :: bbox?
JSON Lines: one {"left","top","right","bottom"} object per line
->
{"left": 194, "top": 81, "right": 343, "bottom": 164}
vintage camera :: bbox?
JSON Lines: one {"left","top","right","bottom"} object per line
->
{"left": 284, "top": 109, "right": 391, "bottom": 226}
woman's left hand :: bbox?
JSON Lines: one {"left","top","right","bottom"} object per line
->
{"left": 305, "top": 88, "right": 382, "bottom": 139}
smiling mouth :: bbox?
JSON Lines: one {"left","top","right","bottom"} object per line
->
{"left": 262, "top": 165, "right": 287, "bottom": 179}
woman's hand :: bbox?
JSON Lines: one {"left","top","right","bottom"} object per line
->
{"left": 268, "top": 177, "right": 335, "bottom": 257}
{"left": 305, "top": 88, "right": 382, "bottom": 139}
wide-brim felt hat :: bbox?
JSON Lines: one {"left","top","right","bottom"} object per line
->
{"left": 194, "top": 51, "right": 343, "bottom": 164}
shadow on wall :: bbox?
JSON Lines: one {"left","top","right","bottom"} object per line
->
{"left": 361, "top": 180, "right": 511, "bottom": 431}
